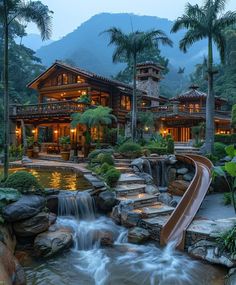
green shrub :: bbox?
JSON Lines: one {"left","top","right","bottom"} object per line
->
{"left": 88, "top": 149, "right": 114, "bottom": 161}
{"left": 97, "top": 153, "right": 114, "bottom": 166}
{"left": 215, "top": 134, "right": 236, "bottom": 145}
{"left": 118, "top": 142, "right": 142, "bottom": 158}
{"left": 145, "top": 145, "right": 167, "bottom": 155}
{"left": 223, "top": 192, "right": 234, "bottom": 205}
{"left": 167, "top": 138, "right": 174, "bottom": 154}
{"left": 217, "top": 224, "right": 236, "bottom": 254}
{"left": 4, "top": 171, "right": 43, "bottom": 193}
{"left": 100, "top": 162, "right": 110, "bottom": 175}
{"left": 213, "top": 142, "right": 226, "bottom": 159}
{"left": 9, "top": 145, "right": 23, "bottom": 159}
{"left": 205, "top": 153, "right": 218, "bottom": 164}
{"left": 105, "top": 167, "right": 121, "bottom": 187}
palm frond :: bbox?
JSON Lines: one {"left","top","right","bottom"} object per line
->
{"left": 179, "top": 29, "right": 205, "bottom": 52}
{"left": 171, "top": 15, "right": 206, "bottom": 34}
{"left": 214, "top": 11, "right": 236, "bottom": 30}
{"left": 213, "top": 0, "right": 227, "bottom": 14}
{"left": 213, "top": 31, "right": 226, "bottom": 62}
{"left": 17, "top": 1, "right": 52, "bottom": 40}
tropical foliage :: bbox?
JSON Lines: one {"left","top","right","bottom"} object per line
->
{"left": 0, "top": 0, "right": 53, "bottom": 179}
{"left": 71, "top": 106, "right": 117, "bottom": 155}
{"left": 172, "top": 0, "right": 236, "bottom": 154}
{"left": 212, "top": 145, "right": 236, "bottom": 213}
{"left": 104, "top": 27, "right": 172, "bottom": 141}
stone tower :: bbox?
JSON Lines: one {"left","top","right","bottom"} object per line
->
{"left": 136, "top": 62, "right": 163, "bottom": 106}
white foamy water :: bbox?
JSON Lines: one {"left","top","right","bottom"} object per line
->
{"left": 25, "top": 193, "right": 225, "bottom": 285}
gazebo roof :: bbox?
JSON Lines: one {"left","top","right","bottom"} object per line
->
{"left": 171, "top": 84, "right": 227, "bottom": 104}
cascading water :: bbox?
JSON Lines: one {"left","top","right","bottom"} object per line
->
{"left": 25, "top": 191, "right": 226, "bottom": 285}
{"left": 58, "top": 191, "right": 96, "bottom": 220}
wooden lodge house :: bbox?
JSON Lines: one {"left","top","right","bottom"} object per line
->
{"left": 9, "top": 60, "right": 231, "bottom": 154}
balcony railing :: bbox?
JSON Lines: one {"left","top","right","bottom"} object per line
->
{"left": 139, "top": 105, "right": 231, "bottom": 119}
{"left": 10, "top": 100, "right": 84, "bottom": 118}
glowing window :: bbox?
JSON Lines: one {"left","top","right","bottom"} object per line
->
{"left": 62, "top": 73, "right": 68, "bottom": 85}
{"left": 121, "top": 95, "right": 131, "bottom": 111}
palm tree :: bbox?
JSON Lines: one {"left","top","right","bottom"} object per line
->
{"left": 171, "top": 0, "right": 236, "bottom": 154}
{"left": 103, "top": 28, "right": 173, "bottom": 141}
{"left": 1, "top": 0, "right": 52, "bottom": 179}
{"left": 71, "top": 106, "right": 117, "bottom": 156}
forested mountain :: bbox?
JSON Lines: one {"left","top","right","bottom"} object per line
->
{"left": 36, "top": 13, "right": 214, "bottom": 77}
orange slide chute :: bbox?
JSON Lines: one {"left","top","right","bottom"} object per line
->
{"left": 160, "top": 154, "right": 213, "bottom": 250}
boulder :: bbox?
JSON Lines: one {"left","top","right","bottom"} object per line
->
{"left": 226, "top": 268, "right": 236, "bottom": 285}
{"left": 46, "top": 195, "right": 58, "bottom": 214}
{"left": 167, "top": 155, "right": 177, "bottom": 165}
{"left": 2, "top": 195, "right": 45, "bottom": 222}
{"left": 183, "top": 172, "right": 194, "bottom": 182}
{"left": 157, "top": 193, "right": 173, "bottom": 206}
{"left": 167, "top": 168, "right": 177, "bottom": 184}
{"left": 131, "top": 158, "right": 144, "bottom": 172}
{"left": 97, "top": 190, "right": 117, "bottom": 212}
{"left": 0, "top": 224, "right": 16, "bottom": 253}
{"left": 137, "top": 172, "right": 153, "bottom": 184}
{"left": 188, "top": 240, "right": 236, "bottom": 268}
{"left": 0, "top": 241, "right": 26, "bottom": 285}
{"left": 176, "top": 167, "right": 189, "bottom": 175}
{"left": 168, "top": 180, "right": 190, "bottom": 196}
{"left": 34, "top": 229, "right": 73, "bottom": 257}
{"left": 90, "top": 229, "right": 114, "bottom": 246}
{"left": 145, "top": 184, "right": 159, "bottom": 195}
{"left": 128, "top": 227, "right": 150, "bottom": 244}
{"left": 13, "top": 212, "right": 51, "bottom": 237}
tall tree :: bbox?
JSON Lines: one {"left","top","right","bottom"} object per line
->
{"left": 0, "top": 0, "right": 52, "bottom": 179}
{"left": 171, "top": 0, "right": 236, "bottom": 154}
{"left": 103, "top": 28, "right": 172, "bottom": 141}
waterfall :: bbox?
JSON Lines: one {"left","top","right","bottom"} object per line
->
{"left": 143, "top": 159, "right": 152, "bottom": 176}
{"left": 58, "top": 191, "right": 96, "bottom": 220}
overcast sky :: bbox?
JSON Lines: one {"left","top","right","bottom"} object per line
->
{"left": 26, "top": 0, "right": 236, "bottom": 39}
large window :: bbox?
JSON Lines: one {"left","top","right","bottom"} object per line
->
{"left": 121, "top": 95, "right": 131, "bottom": 111}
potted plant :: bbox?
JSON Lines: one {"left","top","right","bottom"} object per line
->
{"left": 59, "top": 136, "right": 71, "bottom": 160}
{"left": 26, "top": 136, "right": 34, "bottom": 158}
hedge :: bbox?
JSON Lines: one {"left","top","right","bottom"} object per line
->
{"left": 215, "top": 134, "right": 236, "bottom": 145}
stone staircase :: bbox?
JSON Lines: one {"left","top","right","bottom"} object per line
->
{"left": 114, "top": 159, "right": 133, "bottom": 174}
{"left": 115, "top": 172, "right": 175, "bottom": 226}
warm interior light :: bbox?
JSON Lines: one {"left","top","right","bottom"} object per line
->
{"left": 54, "top": 130, "right": 58, "bottom": 134}
{"left": 70, "top": 129, "right": 76, "bottom": 133}
{"left": 32, "top": 129, "right": 36, "bottom": 134}
{"left": 15, "top": 129, "right": 19, "bottom": 134}
{"left": 144, "top": 126, "right": 149, "bottom": 131}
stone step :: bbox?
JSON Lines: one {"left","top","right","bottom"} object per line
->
{"left": 138, "top": 215, "right": 171, "bottom": 240}
{"left": 131, "top": 203, "right": 174, "bottom": 219}
{"left": 117, "top": 173, "right": 145, "bottom": 185}
{"left": 116, "top": 193, "right": 158, "bottom": 209}
{"left": 115, "top": 162, "right": 131, "bottom": 167}
{"left": 114, "top": 159, "right": 132, "bottom": 163}
{"left": 115, "top": 183, "right": 146, "bottom": 197}
{"left": 115, "top": 166, "right": 133, "bottom": 173}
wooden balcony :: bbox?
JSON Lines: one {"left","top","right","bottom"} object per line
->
{"left": 10, "top": 100, "right": 84, "bottom": 119}
{"left": 139, "top": 105, "right": 231, "bottom": 121}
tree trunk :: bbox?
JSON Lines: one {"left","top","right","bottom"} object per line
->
{"left": 20, "top": 119, "right": 27, "bottom": 156}
{"left": 131, "top": 54, "right": 137, "bottom": 141}
{"left": 3, "top": 0, "right": 9, "bottom": 180}
{"left": 205, "top": 36, "right": 215, "bottom": 154}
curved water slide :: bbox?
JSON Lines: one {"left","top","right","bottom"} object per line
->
{"left": 160, "top": 154, "right": 213, "bottom": 250}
